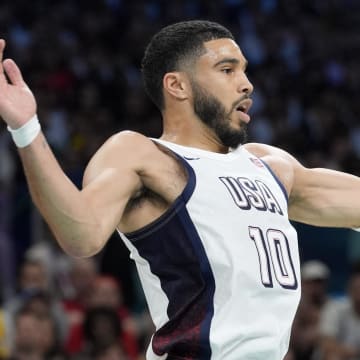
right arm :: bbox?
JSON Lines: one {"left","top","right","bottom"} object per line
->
{"left": 18, "top": 131, "right": 144, "bottom": 257}
{"left": 0, "top": 39, "right": 143, "bottom": 257}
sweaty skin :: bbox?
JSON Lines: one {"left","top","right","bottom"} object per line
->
{"left": 0, "top": 38, "right": 359, "bottom": 258}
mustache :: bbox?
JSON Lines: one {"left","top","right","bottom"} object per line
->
{"left": 229, "top": 94, "right": 252, "bottom": 113}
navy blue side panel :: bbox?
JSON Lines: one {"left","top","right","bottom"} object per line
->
{"left": 260, "top": 159, "right": 289, "bottom": 204}
{"left": 126, "top": 158, "right": 215, "bottom": 360}
{"left": 176, "top": 207, "right": 215, "bottom": 360}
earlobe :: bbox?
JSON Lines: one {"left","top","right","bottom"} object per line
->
{"left": 163, "top": 72, "right": 189, "bottom": 101}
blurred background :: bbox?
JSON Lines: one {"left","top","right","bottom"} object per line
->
{"left": 0, "top": 0, "right": 360, "bottom": 359}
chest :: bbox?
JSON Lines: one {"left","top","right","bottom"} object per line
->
{"left": 185, "top": 156, "right": 300, "bottom": 292}
{"left": 187, "top": 155, "right": 288, "bottom": 219}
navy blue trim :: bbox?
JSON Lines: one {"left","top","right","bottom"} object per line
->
{"left": 260, "top": 159, "right": 289, "bottom": 204}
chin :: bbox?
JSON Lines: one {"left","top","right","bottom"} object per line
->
{"left": 219, "top": 133, "right": 247, "bottom": 148}
{"left": 217, "top": 125, "right": 247, "bottom": 148}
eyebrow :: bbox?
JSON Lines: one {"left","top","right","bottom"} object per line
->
{"left": 213, "top": 58, "right": 248, "bottom": 70}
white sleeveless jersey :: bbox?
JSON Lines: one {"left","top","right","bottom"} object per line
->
{"left": 118, "top": 140, "right": 301, "bottom": 360}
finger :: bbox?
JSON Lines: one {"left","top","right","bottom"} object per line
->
{"left": 3, "top": 59, "right": 25, "bottom": 86}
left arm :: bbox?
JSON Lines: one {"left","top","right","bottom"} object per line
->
{"left": 244, "top": 143, "right": 360, "bottom": 229}
{"left": 289, "top": 166, "right": 360, "bottom": 228}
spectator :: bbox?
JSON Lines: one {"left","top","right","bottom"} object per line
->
{"left": 0, "top": 307, "right": 9, "bottom": 359}
{"left": 9, "top": 309, "right": 44, "bottom": 360}
{"left": 288, "top": 260, "right": 333, "bottom": 359}
{"left": 62, "top": 258, "right": 98, "bottom": 355}
{"left": 319, "top": 263, "right": 360, "bottom": 359}
{"left": 301, "top": 260, "right": 330, "bottom": 309}
{"left": 88, "top": 276, "right": 139, "bottom": 359}
{"left": 66, "top": 275, "right": 139, "bottom": 359}
{"left": 290, "top": 298, "right": 321, "bottom": 360}
{"left": 9, "top": 308, "right": 67, "bottom": 360}
{"left": 4, "top": 259, "right": 68, "bottom": 353}
{"left": 93, "top": 343, "right": 129, "bottom": 360}
{"left": 71, "top": 307, "right": 128, "bottom": 360}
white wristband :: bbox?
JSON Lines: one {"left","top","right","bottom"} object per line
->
{"left": 353, "top": 228, "right": 360, "bottom": 232}
{"left": 7, "top": 115, "right": 41, "bottom": 148}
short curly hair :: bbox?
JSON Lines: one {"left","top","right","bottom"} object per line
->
{"left": 141, "top": 20, "right": 234, "bottom": 110}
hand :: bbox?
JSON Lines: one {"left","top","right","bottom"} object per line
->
{"left": 0, "top": 39, "right": 37, "bottom": 129}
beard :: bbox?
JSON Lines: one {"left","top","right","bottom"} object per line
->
{"left": 190, "top": 79, "right": 248, "bottom": 148}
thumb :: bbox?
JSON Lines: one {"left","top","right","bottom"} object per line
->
{"left": 3, "top": 58, "right": 26, "bottom": 86}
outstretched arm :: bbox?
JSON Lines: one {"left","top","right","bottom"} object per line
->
{"left": 289, "top": 165, "right": 360, "bottom": 229}
{"left": 244, "top": 142, "right": 360, "bottom": 229}
{"left": 0, "top": 39, "right": 142, "bottom": 257}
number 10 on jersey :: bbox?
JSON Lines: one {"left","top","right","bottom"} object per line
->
{"left": 249, "top": 227, "right": 298, "bottom": 290}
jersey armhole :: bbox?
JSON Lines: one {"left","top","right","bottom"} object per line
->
{"left": 123, "top": 142, "right": 197, "bottom": 240}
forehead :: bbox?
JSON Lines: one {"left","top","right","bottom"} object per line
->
{"left": 198, "top": 38, "right": 246, "bottom": 66}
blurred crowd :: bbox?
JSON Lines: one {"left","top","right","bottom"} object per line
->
{"left": 286, "top": 260, "right": 360, "bottom": 360}
{"left": 0, "top": 0, "right": 360, "bottom": 359}
{"left": 0, "top": 246, "right": 154, "bottom": 359}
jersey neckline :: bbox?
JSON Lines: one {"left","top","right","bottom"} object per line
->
{"left": 152, "top": 138, "right": 244, "bottom": 161}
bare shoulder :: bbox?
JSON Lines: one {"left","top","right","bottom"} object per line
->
{"left": 83, "top": 131, "right": 162, "bottom": 186}
{"left": 244, "top": 142, "right": 292, "bottom": 160}
{"left": 243, "top": 142, "right": 303, "bottom": 197}
{"left": 82, "top": 131, "right": 187, "bottom": 233}
{"left": 244, "top": 142, "right": 298, "bottom": 168}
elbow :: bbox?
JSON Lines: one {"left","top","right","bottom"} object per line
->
{"left": 55, "top": 231, "right": 106, "bottom": 258}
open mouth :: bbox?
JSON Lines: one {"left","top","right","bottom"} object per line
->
{"left": 236, "top": 99, "right": 252, "bottom": 114}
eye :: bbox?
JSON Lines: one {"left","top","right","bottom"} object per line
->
{"left": 221, "top": 68, "right": 234, "bottom": 74}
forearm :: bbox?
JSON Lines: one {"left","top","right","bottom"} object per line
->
{"left": 18, "top": 132, "right": 104, "bottom": 257}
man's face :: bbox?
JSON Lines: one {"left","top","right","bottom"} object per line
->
{"left": 190, "top": 77, "right": 248, "bottom": 148}
{"left": 15, "top": 314, "right": 43, "bottom": 352}
{"left": 89, "top": 277, "right": 122, "bottom": 308}
{"left": 189, "top": 38, "right": 253, "bottom": 148}
{"left": 20, "top": 263, "right": 48, "bottom": 291}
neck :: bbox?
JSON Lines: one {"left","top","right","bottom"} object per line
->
{"left": 160, "top": 107, "right": 229, "bottom": 153}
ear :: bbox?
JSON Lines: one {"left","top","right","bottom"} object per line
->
{"left": 163, "top": 72, "right": 190, "bottom": 101}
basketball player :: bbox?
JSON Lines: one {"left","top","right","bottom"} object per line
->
{"left": 0, "top": 20, "right": 359, "bottom": 360}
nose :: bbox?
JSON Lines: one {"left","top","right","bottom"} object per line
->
{"left": 238, "top": 72, "right": 254, "bottom": 96}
